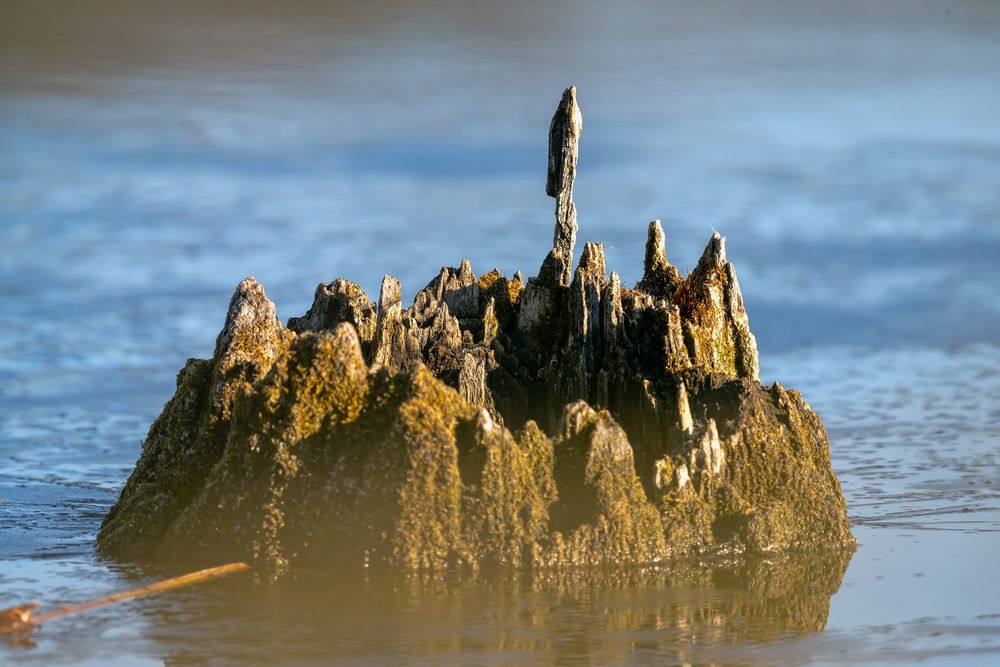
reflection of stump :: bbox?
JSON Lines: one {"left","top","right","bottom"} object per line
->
{"left": 529, "top": 547, "right": 854, "bottom": 640}
{"left": 98, "top": 88, "right": 855, "bottom": 579}
{"left": 139, "top": 549, "right": 853, "bottom": 665}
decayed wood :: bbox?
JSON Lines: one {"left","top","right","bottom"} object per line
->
{"left": 546, "top": 86, "right": 582, "bottom": 286}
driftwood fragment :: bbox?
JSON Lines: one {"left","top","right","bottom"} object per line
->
{"left": 0, "top": 562, "right": 250, "bottom": 640}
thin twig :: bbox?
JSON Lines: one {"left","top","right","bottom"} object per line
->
{"left": 1, "top": 562, "right": 250, "bottom": 635}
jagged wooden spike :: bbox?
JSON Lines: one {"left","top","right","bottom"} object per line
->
{"left": 546, "top": 86, "right": 582, "bottom": 286}
{"left": 644, "top": 219, "right": 669, "bottom": 277}
{"left": 378, "top": 274, "right": 401, "bottom": 315}
{"left": 698, "top": 231, "right": 726, "bottom": 268}
{"left": 636, "top": 219, "right": 682, "bottom": 299}
{"left": 578, "top": 241, "right": 605, "bottom": 278}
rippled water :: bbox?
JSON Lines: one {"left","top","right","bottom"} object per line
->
{"left": 2, "top": 1, "right": 1000, "bottom": 664}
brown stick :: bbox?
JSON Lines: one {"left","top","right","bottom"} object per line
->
{"left": 1, "top": 562, "right": 250, "bottom": 634}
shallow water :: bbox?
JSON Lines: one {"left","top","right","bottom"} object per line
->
{"left": 2, "top": 1, "right": 1000, "bottom": 664}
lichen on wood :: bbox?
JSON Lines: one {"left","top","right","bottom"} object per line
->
{"left": 98, "top": 88, "right": 854, "bottom": 577}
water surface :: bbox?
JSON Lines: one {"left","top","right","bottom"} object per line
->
{"left": 2, "top": 1, "right": 1000, "bottom": 664}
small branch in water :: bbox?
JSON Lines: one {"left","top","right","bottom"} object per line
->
{"left": 1, "top": 562, "right": 250, "bottom": 638}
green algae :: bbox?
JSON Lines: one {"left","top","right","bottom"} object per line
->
{"left": 541, "top": 403, "right": 667, "bottom": 566}
{"left": 96, "top": 357, "right": 215, "bottom": 558}
{"left": 458, "top": 411, "right": 550, "bottom": 568}
{"left": 98, "top": 277, "right": 291, "bottom": 559}
{"left": 99, "top": 253, "right": 853, "bottom": 576}
{"left": 156, "top": 326, "right": 370, "bottom": 579}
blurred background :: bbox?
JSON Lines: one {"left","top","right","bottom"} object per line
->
{"left": 2, "top": 1, "right": 999, "bottom": 664}
{"left": 4, "top": 0, "right": 999, "bottom": 364}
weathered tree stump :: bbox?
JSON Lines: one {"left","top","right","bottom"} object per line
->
{"left": 99, "top": 88, "right": 854, "bottom": 580}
